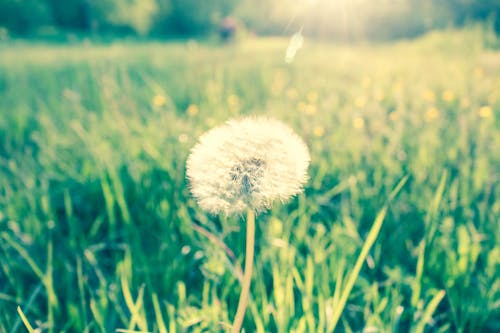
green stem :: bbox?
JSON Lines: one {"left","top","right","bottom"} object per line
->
{"left": 231, "top": 209, "right": 255, "bottom": 333}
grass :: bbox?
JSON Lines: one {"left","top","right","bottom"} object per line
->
{"left": 0, "top": 28, "right": 499, "bottom": 332}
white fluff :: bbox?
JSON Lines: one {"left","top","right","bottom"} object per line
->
{"left": 186, "top": 117, "right": 310, "bottom": 215}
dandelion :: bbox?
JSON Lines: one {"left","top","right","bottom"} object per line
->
{"left": 392, "top": 82, "right": 402, "bottom": 94}
{"left": 304, "top": 104, "right": 317, "bottom": 115}
{"left": 186, "top": 104, "right": 199, "bottom": 116}
{"left": 488, "top": 94, "right": 497, "bottom": 104}
{"left": 271, "top": 71, "right": 286, "bottom": 95}
{"left": 187, "top": 117, "right": 309, "bottom": 215}
{"left": 362, "top": 76, "right": 372, "bottom": 87}
{"left": 227, "top": 95, "right": 240, "bottom": 108}
{"left": 389, "top": 112, "right": 399, "bottom": 121}
{"left": 286, "top": 88, "right": 298, "bottom": 100}
{"left": 425, "top": 107, "right": 439, "bottom": 121}
{"left": 313, "top": 125, "right": 325, "bottom": 137}
{"left": 354, "top": 96, "right": 366, "bottom": 108}
{"left": 152, "top": 95, "right": 167, "bottom": 108}
{"left": 187, "top": 117, "right": 309, "bottom": 332}
{"left": 422, "top": 89, "right": 436, "bottom": 102}
{"left": 479, "top": 106, "right": 493, "bottom": 118}
{"left": 307, "top": 91, "right": 318, "bottom": 103}
{"left": 442, "top": 90, "right": 454, "bottom": 103}
{"left": 474, "top": 67, "right": 484, "bottom": 79}
{"left": 374, "top": 89, "right": 384, "bottom": 102}
{"left": 353, "top": 116, "right": 365, "bottom": 129}
{"left": 460, "top": 98, "right": 471, "bottom": 108}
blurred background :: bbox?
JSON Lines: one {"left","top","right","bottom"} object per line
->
{"left": 0, "top": 0, "right": 499, "bottom": 41}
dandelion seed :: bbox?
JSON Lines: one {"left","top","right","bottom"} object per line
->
{"left": 186, "top": 117, "right": 310, "bottom": 215}
{"left": 285, "top": 29, "right": 304, "bottom": 64}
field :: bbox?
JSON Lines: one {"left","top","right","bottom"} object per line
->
{"left": 0, "top": 29, "right": 499, "bottom": 332}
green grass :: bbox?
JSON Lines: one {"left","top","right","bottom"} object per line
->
{"left": 0, "top": 29, "right": 499, "bottom": 332}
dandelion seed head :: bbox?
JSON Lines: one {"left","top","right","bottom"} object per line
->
{"left": 186, "top": 117, "right": 310, "bottom": 215}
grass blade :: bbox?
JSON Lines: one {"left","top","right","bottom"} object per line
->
{"left": 328, "top": 176, "right": 408, "bottom": 331}
{"left": 17, "top": 306, "right": 35, "bottom": 333}
{"left": 414, "top": 290, "right": 446, "bottom": 333}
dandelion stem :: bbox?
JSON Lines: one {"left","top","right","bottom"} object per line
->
{"left": 231, "top": 208, "right": 255, "bottom": 333}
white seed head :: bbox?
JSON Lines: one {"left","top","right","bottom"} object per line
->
{"left": 186, "top": 117, "right": 310, "bottom": 215}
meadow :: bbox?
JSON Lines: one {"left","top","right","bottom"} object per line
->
{"left": 0, "top": 29, "right": 499, "bottom": 332}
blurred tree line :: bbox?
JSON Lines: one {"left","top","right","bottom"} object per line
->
{"left": 0, "top": 0, "right": 237, "bottom": 36}
{"left": 0, "top": 0, "right": 498, "bottom": 39}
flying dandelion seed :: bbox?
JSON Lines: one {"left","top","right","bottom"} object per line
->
{"left": 186, "top": 117, "right": 310, "bottom": 215}
{"left": 285, "top": 29, "right": 304, "bottom": 64}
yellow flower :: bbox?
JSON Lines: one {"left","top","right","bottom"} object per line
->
{"left": 374, "top": 89, "right": 384, "bottom": 102}
{"left": 297, "top": 101, "right": 306, "bottom": 112}
{"left": 479, "top": 106, "right": 493, "bottom": 118}
{"left": 307, "top": 91, "right": 318, "bottom": 103}
{"left": 353, "top": 117, "right": 365, "bottom": 129}
{"left": 392, "top": 82, "right": 402, "bottom": 93}
{"left": 422, "top": 89, "right": 436, "bottom": 102}
{"left": 362, "top": 76, "right": 371, "bottom": 87}
{"left": 474, "top": 67, "right": 484, "bottom": 79}
{"left": 187, "top": 104, "right": 199, "bottom": 116}
{"left": 442, "top": 90, "right": 454, "bottom": 102}
{"left": 354, "top": 96, "right": 366, "bottom": 108}
{"left": 304, "top": 104, "right": 317, "bottom": 115}
{"left": 488, "top": 94, "right": 497, "bottom": 104}
{"left": 227, "top": 95, "right": 240, "bottom": 108}
{"left": 286, "top": 88, "right": 298, "bottom": 100}
{"left": 460, "top": 98, "right": 471, "bottom": 108}
{"left": 271, "top": 70, "right": 286, "bottom": 95}
{"left": 425, "top": 107, "right": 439, "bottom": 121}
{"left": 389, "top": 112, "right": 398, "bottom": 121}
{"left": 313, "top": 126, "right": 325, "bottom": 137}
{"left": 152, "top": 95, "right": 167, "bottom": 108}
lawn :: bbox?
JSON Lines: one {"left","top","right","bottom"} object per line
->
{"left": 0, "top": 29, "right": 499, "bottom": 332}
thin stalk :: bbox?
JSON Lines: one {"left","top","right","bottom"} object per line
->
{"left": 231, "top": 209, "right": 255, "bottom": 333}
